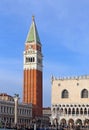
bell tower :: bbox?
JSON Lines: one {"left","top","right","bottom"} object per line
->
{"left": 23, "top": 16, "right": 43, "bottom": 116}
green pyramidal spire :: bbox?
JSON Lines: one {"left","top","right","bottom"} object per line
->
{"left": 26, "top": 16, "right": 41, "bottom": 44}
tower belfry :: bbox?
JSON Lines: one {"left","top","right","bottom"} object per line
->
{"left": 23, "top": 16, "right": 43, "bottom": 116}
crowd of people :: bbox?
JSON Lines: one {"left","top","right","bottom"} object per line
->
{"left": 23, "top": 124, "right": 89, "bottom": 130}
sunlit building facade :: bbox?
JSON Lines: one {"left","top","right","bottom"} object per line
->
{"left": 51, "top": 75, "right": 89, "bottom": 126}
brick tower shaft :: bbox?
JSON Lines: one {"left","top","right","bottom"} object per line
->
{"left": 23, "top": 16, "right": 43, "bottom": 116}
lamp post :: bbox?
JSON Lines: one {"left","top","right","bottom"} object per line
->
{"left": 13, "top": 94, "right": 19, "bottom": 126}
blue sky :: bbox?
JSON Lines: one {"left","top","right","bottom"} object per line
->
{"left": 0, "top": 0, "right": 89, "bottom": 107}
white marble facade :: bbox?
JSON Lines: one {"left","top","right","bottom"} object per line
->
{"left": 51, "top": 75, "right": 89, "bottom": 126}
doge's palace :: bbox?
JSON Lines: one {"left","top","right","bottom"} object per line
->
{"left": 51, "top": 75, "right": 89, "bottom": 126}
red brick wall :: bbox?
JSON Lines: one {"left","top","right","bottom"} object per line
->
{"left": 23, "top": 69, "right": 42, "bottom": 116}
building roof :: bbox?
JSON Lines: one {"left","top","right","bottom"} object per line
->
{"left": 0, "top": 93, "right": 12, "bottom": 98}
{"left": 26, "top": 16, "right": 41, "bottom": 44}
{"left": 43, "top": 107, "right": 51, "bottom": 110}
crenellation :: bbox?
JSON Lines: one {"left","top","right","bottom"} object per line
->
{"left": 54, "top": 75, "right": 89, "bottom": 81}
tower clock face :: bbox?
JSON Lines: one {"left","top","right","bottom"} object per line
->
{"left": 28, "top": 50, "right": 35, "bottom": 54}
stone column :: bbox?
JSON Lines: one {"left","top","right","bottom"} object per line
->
{"left": 14, "top": 94, "right": 19, "bottom": 125}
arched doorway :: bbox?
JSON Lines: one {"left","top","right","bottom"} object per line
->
{"left": 84, "top": 119, "right": 89, "bottom": 126}
{"left": 68, "top": 119, "right": 74, "bottom": 126}
{"left": 76, "top": 119, "right": 82, "bottom": 126}
{"left": 60, "top": 118, "right": 66, "bottom": 125}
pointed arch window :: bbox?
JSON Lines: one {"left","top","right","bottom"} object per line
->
{"left": 81, "top": 89, "right": 88, "bottom": 98}
{"left": 80, "top": 108, "right": 83, "bottom": 115}
{"left": 76, "top": 108, "right": 79, "bottom": 115}
{"left": 84, "top": 108, "right": 87, "bottom": 115}
{"left": 68, "top": 108, "right": 71, "bottom": 115}
{"left": 72, "top": 108, "right": 75, "bottom": 115}
{"left": 61, "top": 89, "right": 69, "bottom": 98}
